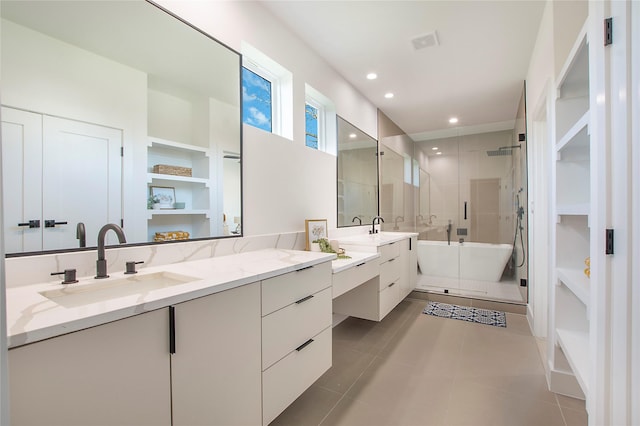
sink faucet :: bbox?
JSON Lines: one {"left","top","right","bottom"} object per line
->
{"left": 370, "top": 216, "right": 384, "bottom": 234}
{"left": 95, "top": 223, "right": 127, "bottom": 279}
{"left": 394, "top": 216, "right": 404, "bottom": 230}
{"left": 428, "top": 214, "right": 437, "bottom": 225}
{"left": 352, "top": 216, "right": 362, "bottom": 225}
{"left": 76, "top": 222, "right": 86, "bottom": 248}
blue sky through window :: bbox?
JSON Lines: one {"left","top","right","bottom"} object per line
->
{"left": 242, "top": 67, "right": 272, "bottom": 132}
{"left": 305, "top": 103, "right": 318, "bottom": 149}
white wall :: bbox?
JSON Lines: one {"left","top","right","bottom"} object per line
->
{"left": 157, "top": 0, "right": 379, "bottom": 234}
{"left": 525, "top": 1, "right": 555, "bottom": 339}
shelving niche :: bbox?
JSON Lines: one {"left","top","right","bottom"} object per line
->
{"left": 146, "top": 80, "right": 216, "bottom": 241}
{"left": 549, "top": 22, "right": 591, "bottom": 401}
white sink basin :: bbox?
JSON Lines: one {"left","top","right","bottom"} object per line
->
{"left": 40, "top": 271, "right": 198, "bottom": 308}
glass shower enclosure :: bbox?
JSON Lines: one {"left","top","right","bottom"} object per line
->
{"left": 413, "top": 125, "right": 528, "bottom": 304}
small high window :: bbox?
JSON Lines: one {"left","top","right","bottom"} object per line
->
{"left": 305, "top": 103, "right": 319, "bottom": 149}
{"left": 242, "top": 67, "right": 272, "bottom": 132}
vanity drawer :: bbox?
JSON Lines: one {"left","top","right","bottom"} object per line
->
{"left": 378, "top": 241, "right": 401, "bottom": 263}
{"left": 262, "top": 287, "right": 332, "bottom": 370}
{"left": 332, "top": 259, "right": 379, "bottom": 299}
{"left": 262, "top": 261, "right": 331, "bottom": 316}
{"left": 379, "top": 257, "right": 401, "bottom": 290}
{"left": 379, "top": 281, "right": 400, "bottom": 320}
{"left": 262, "top": 326, "right": 332, "bottom": 426}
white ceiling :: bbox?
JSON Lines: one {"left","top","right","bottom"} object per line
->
{"left": 260, "top": 0, "right": 546, "bottom": 140}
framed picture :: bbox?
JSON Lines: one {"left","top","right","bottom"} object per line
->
{"left": 305, "top": 219, "right": 328, "bottom": 250}
{"left": 150, "top": 186, "right": 175, "bottom": 208}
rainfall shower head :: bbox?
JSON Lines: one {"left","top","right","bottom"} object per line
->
{"left": 486, "top": 145, "right": 522, "bottom": 157}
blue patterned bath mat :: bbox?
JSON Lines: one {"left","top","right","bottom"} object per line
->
{"left": 422, "top": 301, "right": 506, "bottom": 327}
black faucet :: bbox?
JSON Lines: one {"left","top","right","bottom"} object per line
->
{"left": 95, "top": 223, "right": 127, "bottom": 279}
{"left": 370, "top": 216, "right": 384, "bottom": 234}
{"left": 352, "top": 216, "right": 362, "bottom": 225}
{"left": 76, "top": 222, "right": 86, "bottom": 248}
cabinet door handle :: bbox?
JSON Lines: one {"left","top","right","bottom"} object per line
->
{"left": 45, "top": 220, "right": 68, "bottom": 228}
{"left": 388, "top": 258, "right": 396, "bottom": 262}
{"left": 169, "top": 306, "right": 176, "bottom": 354}
{"left": 356, "top": 262, "right": 366, "bottom": 267}
{"left": 409, "top": 238, "right": 412, "bottom": 251}
{"left": 18, "top": 220, "right": 40, "bottom": 228}
{"left": 295, "top": 338, "right": 314, "bottom": 352}
{"left": 296, "top": 266, "right": 313, "bottom": 272}
{"left": 389, "top": 282, "right": 396, "bottom": 288}
{"left": 295, "top": 294, "right": 314, "bottom": 304}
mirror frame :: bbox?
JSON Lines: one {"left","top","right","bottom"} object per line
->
{"left": 336, "top": 115, "right": 379, "bottom": 228}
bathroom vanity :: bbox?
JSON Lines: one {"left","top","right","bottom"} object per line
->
{"left": 333, "top": 232, "right": 418, "bottom": 321}
{"left": 6, "top": 249, "right": 334, "bottom": 426}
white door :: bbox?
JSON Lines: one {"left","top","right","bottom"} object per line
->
{"left": 42, "top": 116, "right": 122, "bottom": 250}
{"left": 1, "top": 107, "right": 43, "bottom": 253}
{"left": 1, "top": 107, "right": 122, "bottom": 252}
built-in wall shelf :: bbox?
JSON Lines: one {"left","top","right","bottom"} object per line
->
{"left": 146, "top": 136, "right": 214, "bottom": 241}
{"left": 557, "top": 268, "right": 590, "bottom": 306}
{"left": 147, "top": 173, "right": 210, "bottom": 186}
{"left": 556, "top": 328, "right": 590, "bottom": 395}
{"left": 148, "top": 136, "right": 210, "bottom": 155}
{"left": 550, "top": 18, "right": 592, "bottom": 403}
{"left": 556, "top": 111, "right": 589, "bottom": 152}
{"left": 147, "top": 209, "right": 210, "bottom": 218}
{"left": 556, "top": 203, "right": 590, "bottom": 217}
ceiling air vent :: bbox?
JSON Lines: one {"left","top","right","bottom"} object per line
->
{"left": 411, "top": 31, "right": 439, "bottom": 51}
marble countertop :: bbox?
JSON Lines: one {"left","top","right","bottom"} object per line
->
{"left": 6, "top": 249, "right": 335, "bottom": 348}
{"left": 331, "top": 251, "right": 380, "bottom": 274}
{"left": 337, "top": 231, "right": 418, "bottom": 250}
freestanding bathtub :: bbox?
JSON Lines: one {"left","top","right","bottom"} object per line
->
{"left": 416, "top": 240, "right": 513, "bottom": 282}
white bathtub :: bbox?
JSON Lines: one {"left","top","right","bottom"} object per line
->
{"left": 417, "top": 240, "right": 513, "bottom": 282}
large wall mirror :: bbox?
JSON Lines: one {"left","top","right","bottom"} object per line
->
{"left": 336, "top": 116, "right": 378, "bottom": 227}
{"left": 1, "top": 0, "right": 242, "bottom": 256}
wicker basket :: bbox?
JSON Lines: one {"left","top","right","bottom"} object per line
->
{"left": 152, "top": 164, "right": 192, "bottom": 177}
{"left": 153, "top": 231, "right": 190, "bottom": 242}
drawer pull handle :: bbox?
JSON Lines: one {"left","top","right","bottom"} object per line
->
{"left": 295, "top": 294, "right": 314, "bottom": 304}
{"left": 388, "top": 258, "right": 396, "bottom": 262}
{"left": 296, "top": 266, "right": 313, "bottom": 272}
{"left": 296, "top": 338, "right": 314, "bottom": 352}
{"left": 169, "top": 306, "right": 176, "bottom": 354}
{"left": 356, "top": 262, "right": 366, "bottom": 267}
{"left": 389, "top": 282, "right": 396, "bottom": 288}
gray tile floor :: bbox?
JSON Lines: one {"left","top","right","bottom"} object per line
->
{"left": 271, "top": 298, "right": 588, "bottom": 426}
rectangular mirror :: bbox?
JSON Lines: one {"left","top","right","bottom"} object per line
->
{"left": 1, "top": 0, "right": 242, "bottom": 255}
{"left": 336, "top": 116, "right": 378, "bottom": 227}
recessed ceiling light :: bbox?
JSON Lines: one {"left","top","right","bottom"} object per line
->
{"left": 449, "top": 117, "right": 458, "bottom": 124}
{"left": 432, "top": 147, "right": 438, "bottom": 151}
{"left": 384, "top": 92, "right": 394, "bottom": 99}
{"left": 366, "top": 73, "right": 378, "bottom": 80}
{"left": 436, "top": 152, "right": 442, "bottom": 155}
{"left": 349, "top": 133, "right": 357, "bottom": 139}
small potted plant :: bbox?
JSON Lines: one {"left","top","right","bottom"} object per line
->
{"left": 147, "top": 195, "right": 160, "bottom": 209}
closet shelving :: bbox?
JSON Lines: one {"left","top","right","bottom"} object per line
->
{"left": 550, "top": 21, "right": 591, "bottom": 399}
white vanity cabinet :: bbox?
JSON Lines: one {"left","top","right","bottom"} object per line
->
{"left": 171, "top": 282, "right": 262, "bottom": 426}
{"left": 335, "top": 234, "right": 417, "bottom": 322}
{"left": 8, "top": 308, "right": 172, "bottom": 426}
{"left": 400, "top": 236, "right": 418, "bottom": 299}
{"left": 261, "top": 262, "right": 333, "bottom": 425}
{"left": 8, "top": 283, "right": 262, "bottom": 426}
{"left": 378, "top": 241, "right": 402, "bottom": 319}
